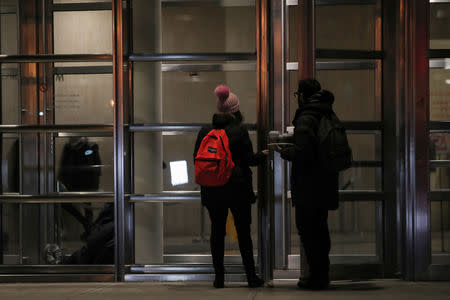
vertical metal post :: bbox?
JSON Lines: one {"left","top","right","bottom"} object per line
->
{"left": 400, "top": 0, "right": 430, "bottom": 280}
{"left": 0, "top": 5, "right": 3, "bottom": 264}
{"left": 125, "top": 0, "right": 135, "bottom": 265}
{"left": 257, "top": 0, "right": 272, "bottom": 281}
{"left": 272, "top": 0, "right": 287, "bottom": 270}
{"left": 297, "top": 0, "right": 315, "bottom": 279}
{"left": 113, "top": 0, "right": 125, "bottom": 282}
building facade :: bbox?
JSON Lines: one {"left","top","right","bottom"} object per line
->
{"left": 0, "top": 0, "right": 449, "bottom": 282}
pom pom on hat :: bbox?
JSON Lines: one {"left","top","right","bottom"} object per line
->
{"left": 215, "top": 85, "right": 230, "bottom": 102}
{"left": 214, "top": 84, "right": 240, "bottom": 114}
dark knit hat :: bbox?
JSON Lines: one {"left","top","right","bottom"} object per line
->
{"left": 215, "top": 85, "right": 240, "bottom": 114}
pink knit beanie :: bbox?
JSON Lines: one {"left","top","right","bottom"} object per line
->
{"left": 215, "top": 85, "right": 240, "bottom": 114}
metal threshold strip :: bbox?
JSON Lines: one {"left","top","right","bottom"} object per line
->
{"left": 125, "top": 273, "right": 247, "bottom": 282}
{"left": 129, "top": 264, "right": 244, "bottom": 274}
{"left": 126, "top": 264, "right": 247, "bottom": 282}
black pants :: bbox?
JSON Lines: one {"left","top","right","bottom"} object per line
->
{"left": 295, "top": 205, "right": 330, "bottom": 281}
{"left": 206, "top": 202, "right": 256, "bottom": 277}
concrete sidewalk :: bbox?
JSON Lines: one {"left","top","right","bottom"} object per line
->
{"left": 0, "top": 280, "right": 448, "bottom": 300}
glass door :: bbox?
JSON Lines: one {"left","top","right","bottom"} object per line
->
{"left": 272, "top": 0, "right": 386, "bottom": 279}
{"left": 124, "top": 0, "right": 266, "bottom": 281}
{"left": 1, "top": 0, "right": 115, "bottom": 281}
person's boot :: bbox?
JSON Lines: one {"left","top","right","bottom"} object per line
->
{"left": 213, "top": 273, "right": 224, "bottom": 288}
{"left": 297, "top": 275, "right": 330, "bottom": 290}
{"left": 247, "top": 273, "right": 264, "bottom": 288}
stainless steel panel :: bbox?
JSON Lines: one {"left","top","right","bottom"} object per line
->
{"left": 125, "top": 273, "right": 247, "bottom": 282}
{"left": 129, "top": 264, "right": 245, "bottom": 273}
{"left": 161, "top": 254, "right": 254, "bottom": 265}
{"left": 161, "top": 62, "right": 256, "bottom": 72}
{"left": 129, "top": 53, "right": 257, "bottom": 62}
{"left": 161, "top": 0, "right": 256, "bottom": 7}
{"left": 316, "top": 0, "right": 377, "bottom": 5}
{"left": 130, "top": 193, "right": 200, "bottom": 202}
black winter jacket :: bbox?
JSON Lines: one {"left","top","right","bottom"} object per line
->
{"left": 280, "top": 90, "right": 339, "bottom": 210}
{"left": 194, "top": 113, "right": 266, "bottom": 207}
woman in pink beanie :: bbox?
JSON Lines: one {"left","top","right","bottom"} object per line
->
{"left": 194, "top": 85, "right": 268, "bottom": 288}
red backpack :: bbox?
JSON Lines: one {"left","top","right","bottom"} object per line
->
{"left": 195, "top": 129, "right": 235, "bottom": 186}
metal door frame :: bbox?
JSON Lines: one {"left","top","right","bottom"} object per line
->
{"left": 120, "top": 0, "right": 272, "bottom": 282}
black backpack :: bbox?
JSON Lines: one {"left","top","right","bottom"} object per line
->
{"left": 310, "top": 111, "right": 353, "bottom": 173}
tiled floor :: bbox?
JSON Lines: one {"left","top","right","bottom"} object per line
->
{"left": 0, "top": 280, "right": 449, "bottom": 300}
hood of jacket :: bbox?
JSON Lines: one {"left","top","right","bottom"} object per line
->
{"left": 212, "top": 113, "right": 237, "bottom": 129}
{"left": 293, "top": 89, "right": 334, "bottom": 125}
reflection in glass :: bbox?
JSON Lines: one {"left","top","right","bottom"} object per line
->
{"left": 430, "top": 3, "right": 450, "bottom": 49}
{"left": 2, "top": 202, "right": 114, "bottom": 265}
{"left": 51, "top": 202, "right": 114, "bottom": 264}
{"left": 55, "top": 136, "right": 113, "bottom": 192}
{"left": 290, "top": 201, "right": 377, "bottom": 255}
{"left": 2, "top": 137, "right": 19, "bottom": 193}
{"left": 430, "top": 66, "right": 450, "bottom": 121}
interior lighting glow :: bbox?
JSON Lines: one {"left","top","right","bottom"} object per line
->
{"left": 170, "top": 160, "right": 188, "bottom": 186}
{"left": 445, "top": 79, "right": 450, "bottom": 85}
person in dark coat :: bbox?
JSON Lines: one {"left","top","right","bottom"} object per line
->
{"left": 44, "top": 203, "right": 114, "bottom": 265}
{"left": 277, "top": 78, "right": 339, "bottom": 290}
{"left": 194, "top": 85, "right": 268, "bottom": 288}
